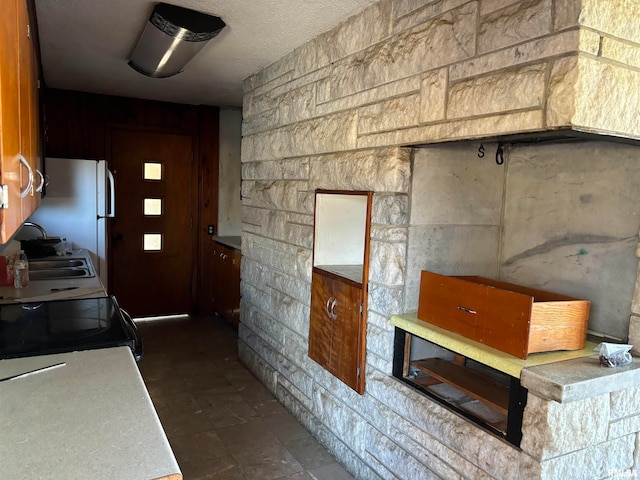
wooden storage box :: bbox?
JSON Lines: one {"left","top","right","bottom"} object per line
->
{"left": 417, "top": 271, "right": 590, "bottom": 359}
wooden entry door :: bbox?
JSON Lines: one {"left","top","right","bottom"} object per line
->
{"left": 109, "top": 129, "right": 194, "bottom": 317}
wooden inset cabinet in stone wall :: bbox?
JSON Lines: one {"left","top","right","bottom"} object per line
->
{"left": 309, "top": 190, "right": 372, "bottom": 394}
{"left": 212, "top": 241, "right": 241, "bottom": 327}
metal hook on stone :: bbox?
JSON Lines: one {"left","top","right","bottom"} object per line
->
{"left": 495, "top": 143, "right": 505, "bottom": 165}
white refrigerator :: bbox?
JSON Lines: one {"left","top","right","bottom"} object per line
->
{"left": 26, "top": 158, "right": 115, "bottom": 288}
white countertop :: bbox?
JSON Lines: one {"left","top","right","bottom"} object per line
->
{"left": 0, "top": 347, "right": 181, "bottom": 480}
{"left": 0, "top": 249, "right": 106, "bottom": 304}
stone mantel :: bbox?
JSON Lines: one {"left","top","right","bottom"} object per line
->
{"left": 521, "top": 355, "right": 640, "bottom": 404}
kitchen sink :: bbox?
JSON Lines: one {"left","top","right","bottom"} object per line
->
{"left": 28, "top": 257, "right": 95, "bottom": 280}
{"left": 28, "top": 259, "right": 86, "bottom": 270}
{"left": 30, "top": 268, "right": 93, "bottom": 280}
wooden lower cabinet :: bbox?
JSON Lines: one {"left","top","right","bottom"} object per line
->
{"left": 309, "top": 270, "right": 366, "bottom": 393}
{"left": 212, "top": 242, "right": 241, "bottom": 327}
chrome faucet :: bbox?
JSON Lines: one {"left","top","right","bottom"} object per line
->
{"left": 21, "top": 222, "right": 48, "bottom": 239}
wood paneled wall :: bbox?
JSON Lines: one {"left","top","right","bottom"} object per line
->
{"left": 43, "top": 88, "right": 219, "bottom": 315}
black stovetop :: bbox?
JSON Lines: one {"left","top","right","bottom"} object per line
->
{"left": 0, "top": 296, "right": 142, "bottom": 361}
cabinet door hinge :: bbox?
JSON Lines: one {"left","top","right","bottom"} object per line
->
{"left": 360, "top": 302, "right": 363, "bottom": 315}
{"left": 357, "top": 364, "right": 361, "bottom": 379}
{"left": 27, "top": 25, "right": 31, "bottom": 40}
{"left": 0, "top": 185, "right": 8, "bottom": 209}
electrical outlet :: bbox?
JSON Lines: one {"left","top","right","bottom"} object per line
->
{"left": 207, "top": 225, "right": 215, "bottom": 235}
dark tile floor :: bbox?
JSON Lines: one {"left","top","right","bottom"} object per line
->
{"left": 136, "top": 315, "right": 355, "bottom": 480}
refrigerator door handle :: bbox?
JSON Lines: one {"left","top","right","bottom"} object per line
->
{"left": 107, "top": 168, "right": 115, "bottom": 218}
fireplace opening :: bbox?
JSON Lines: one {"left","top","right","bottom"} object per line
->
{"left": 404, "top": 139, "right": 640, "bottom": 343}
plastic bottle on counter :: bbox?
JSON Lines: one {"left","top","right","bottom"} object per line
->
{"left": 13, "top": 250, "right": 29, "bottom": 289}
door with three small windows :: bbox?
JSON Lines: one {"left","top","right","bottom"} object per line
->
{"left": 109, "top": 129, "right": 194, "bottom": 317}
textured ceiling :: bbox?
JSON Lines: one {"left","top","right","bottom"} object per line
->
{"left": 34, "top": 0, "right": 379, "bottom": 107}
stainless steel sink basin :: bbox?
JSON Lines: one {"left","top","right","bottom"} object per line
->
{"left": 28, "top": 259, "right": 86, "bottom": 270}
{"left": 30, "top": 268, "right": 93, "bottom": 280}
{"left": 28, "top": 257, "right": 95, "bottom": 280}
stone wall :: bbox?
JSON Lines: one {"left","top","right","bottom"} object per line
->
{"left": 239, "top": 0, "right": 640, "bottom": 478}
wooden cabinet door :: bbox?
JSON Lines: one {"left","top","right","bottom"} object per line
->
{"left": 309, "top": 271, "right": 365, "bottom": 392}
{"left": 329, "top": 277, "right": 363, "bottom": 390}
{"left": 212, "top": 244, "right": 241, "bottom": 326}
{"left": 309, "top": 271, "right": 334, "bottom": 368}
{"left": 0, "top": 0, "right": 40, "bottom": 242}
{"left": 212, "top": 246, "right": 228, "bottom": 318}
{"left": 230, "top": 250, "right": 241, "bottom": 326}
{"left": 18, "top": 0, "right": 40, "bottom": 217}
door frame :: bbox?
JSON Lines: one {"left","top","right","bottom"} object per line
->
{"left": 104, "top": 106, "right": 219, "bottom": 315}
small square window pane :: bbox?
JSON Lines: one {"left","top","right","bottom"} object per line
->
{"left": 144, "top": 198, "right": 162, "bottom": 216}
{"left": 143, "top": 233, "right": 162, "bottom": 251}
{"left": 144, "top": 162, "right": 162, "bottom": 181}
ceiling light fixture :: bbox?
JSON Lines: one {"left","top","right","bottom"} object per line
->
{"left": 128, "top": 3, "right": 226, "bottom": 78}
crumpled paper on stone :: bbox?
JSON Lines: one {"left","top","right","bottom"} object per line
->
{"left": 595, "top": 342, "right": 633, "bottom": 367}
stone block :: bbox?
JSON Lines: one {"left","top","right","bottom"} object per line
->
{"left": 394, "top": 0, "right": 472, "bottom": 33}
{"left": 241, "top": 180, "right": 308, "bottom": 212}
{"left": 545, "top": 55, "right": 579, "bottom": 128}
{"left": 242, "top": 157, "right": 309, "bottom": 180}
{"left": 366, "top": 321, "right": 395, "bottom": 361}
{"left": 358, "top": 93, "right": 420, "bottom": 135}
{"left": 611, "top": 386, "right": 640, "bottom": 421}
{"left": 237, "top": 339, "right": 278, "bottom": 392}
{"left": 242, "top": 108, "right": 279, "bottom": 136}
{"left": 572, "top": 57, "right": 640, "bottom": 138}
{"left": 244, "top": 232, "right": 310, "bottom": 279}
{"left": 366, "top": 351, "right": 393, "bottom": 376}
{"left": 609, "top": 415, "right": 640, "bottom": 440}
{"left": 538, "top": 434, "right": 635, "bottom": 480}
{"left": 480, "top": 0, "right": 522, "bottom": 16}
{"left": 270, "top": 83, "right": 317, "bottom": 129}
{"left": 316, "top": 76, "right": 420, "bottom": 116}
{"left": 275, "top": 375, "right": 314, "bottom": 415}
{"left": 270, "top": 289, "right": 310, "bottom": 338}
{"left": 554, "top": 0, "right": 581, "bottom": 31}
{"left": 448, "top": 64, "right": 547, "bottom": 119}
{"left": 521, "top": 394, "right": 610, "bottom": 460}
{"left": 368, "top": 240, "right": 406, "bottom": 286}
{"left": 371, "top": 193, "right": 409, "bottom": 225}
{"left": 478, "top": 0, "right": 552, "bottom": 54}
{"left": 580, "top": 0, "right": 640, "bottom": 44}
{"left": 366, "top": 431, "right": 450, "bottom": 480}
{"left": 450, "top": 30, "right": 580, "bottom": 82}
{"left": 246, "top": 66, "right": 330, "bottom": 121}
{"left": 308, "top": 148, "right": 411, "bottom": 192}
{"left": 368, "top": 283, "right": 404, "bottom": 317}
{"left": 331, "top": 2, "right": 476, "bottom": 100}
{"left": 311, "top": 384, "right": 368, "bottom": 455}
{"left": 628, "top": 317, "right": 640, "bottom": 355}
{"left": 319, "top": 0, "right": 392, "bottom": 64}
{"left": 357, "top": 110, "right": 545, "bottom": 148}
{"left": 249, "top": 111, "right": 358, "bottom": 161}
{"left": 370, "top": 226, "right": 408, "bottom": 243}
{"left": 419, "top": 68, "right": 447, "bottom": 124}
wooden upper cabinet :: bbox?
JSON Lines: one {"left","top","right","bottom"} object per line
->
{"left": 0, "top": 0, "right": 40, "bottom": 243}
{"left": 308, "top": 190, "right": 372, "bottom": 394}
{"left": 18, "top": 0, "right": 41, "bottom": 217}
